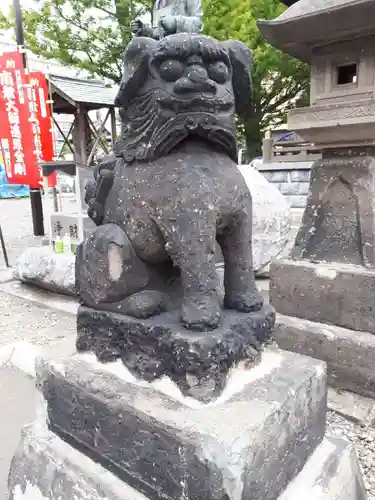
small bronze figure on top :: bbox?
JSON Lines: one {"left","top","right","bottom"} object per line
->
{"left": 131, "top": 0, "right": 203, "bottom": 39}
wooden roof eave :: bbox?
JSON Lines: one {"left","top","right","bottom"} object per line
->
{"left": 49, "top": 81, "right": 77, "bottom": 109}
{"left": 257, "top": 0, "right": 375, "bottom": 62}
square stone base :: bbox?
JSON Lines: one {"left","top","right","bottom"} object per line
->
{"left": 36, "top": 348, "right": 326, "bottom": 500}
{"left": 8, "top": 424, "right": 366, "bottom": 500}
{"left": 76, "top": 304, "right": 275, "bottom": 402}
{"left": 270, "top": 259, "right": 375, "bottom": 334}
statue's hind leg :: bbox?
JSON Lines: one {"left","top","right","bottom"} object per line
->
{"left": 217, "top": 210, "right": 263, "bottom": 312}
{"left": 76, "top": 223, "right": 151, "bottom": 307}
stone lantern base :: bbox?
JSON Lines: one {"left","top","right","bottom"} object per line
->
{"left": 270, "top": 147, "right": 375, "bottom": 398}
{"left": 271, "top": 259, "right": 375, "bottom": 398}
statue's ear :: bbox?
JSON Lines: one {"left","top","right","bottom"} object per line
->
{"left": 115, "top": 37, "right": 158, "bottom": 108}
{"left": 220, "top": 40, "right": 253, "bottom": 119}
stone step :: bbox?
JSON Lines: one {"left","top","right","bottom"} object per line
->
{"left": 8, "top": 409, "right": 366, "bottom": 500}
{"left": 275, "top": 312, "right": 375, "bottom": 401}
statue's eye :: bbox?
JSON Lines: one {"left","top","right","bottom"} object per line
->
{"left": 207, "top": 61, "right": 229, "bottom": 83}
{"left": 159, "top": 60, "right": 184, "bottom": 82}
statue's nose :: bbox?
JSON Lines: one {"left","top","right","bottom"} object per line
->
{"left": 174, "top": 65, "right": 217, "bottom": 94}
{"left": 187, "top": 65, "right": 209, "bottom": 82}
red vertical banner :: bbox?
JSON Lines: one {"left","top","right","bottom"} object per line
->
{"left": 0, "top": 51, "right": 30, "bottom": 185}
{"left": 0, "top": 51, "right": 43, "bottom": 187}
{"left": 0, "top": 89, "right": 14, "bottom": 182}
{"left": 27, "top": 72, "right": 56, "bottom": 188}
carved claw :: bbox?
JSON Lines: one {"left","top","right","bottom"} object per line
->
{"left": 224, "top": 289, "right": 263, "bottom": 313}
{"left": 181, "top": 297, "right": 221, "bottom": 331}
{"left": 120, "top": 290, "right": 168, "bottom": 319}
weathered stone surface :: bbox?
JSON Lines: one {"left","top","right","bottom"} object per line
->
{"left": 14, "top": 247, "right": 76, "bottom": 296}
{"left": 279, "top": 436, "right": 367, "bottom": 500}
{"left": 270, "top": 259, "right": 375, "bottom": 334}
{"left": 290, "top": 150, "right": 375, "bottom": 267}
{"left": 76, "top": 304, "right": 275, "bottom": 402}
{"left": 327, "top": 388, "right": 375, "bottom": 426}
{"left": 274, "top": 313, "right": 375, "bottom": 401}
{"left": 238, "top": 165, "right": 291, "bottom": 273}
{"left": 9, "top": 423, "right": 148, "bottom": 500}
{"left": 36, "top": 349, "right": 327, "bottom": 500}
{"left": 8, "top": 425, "right": 366, "bottom": 500}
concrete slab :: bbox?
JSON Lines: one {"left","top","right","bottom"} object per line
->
{"left": 280, "top": 436, "right": 366, "bottom": 500}
{"left": 9, "top": 424, "right": 149, "bottom": 500}
{"left": 0, "top": 267, "right": 14, "bottom": 284}
{"left": 327, "top": 388, "right": 375, "bottom": 426}
{"left": 0, "top": 337, "right": 77, "bottom": 378}
{"left": 0, "top": 366, "right": 37, "bottom": 500}
{"left": 0, "top": 280, "right": 78, "bottom": 316}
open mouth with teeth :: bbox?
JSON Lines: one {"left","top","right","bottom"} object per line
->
{"left": 157, "top": 94, "right": 234, "bottom": 114}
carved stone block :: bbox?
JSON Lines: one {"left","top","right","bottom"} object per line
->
{"left": 291, "top": 148, "right": 375, "bottom": 267}
{"left": 36, "top": 350, "right": 327, "bottom": 500}
{"left": 271, "top": 259, "right": 375, "bottom": 334}
{"left": 9, "top": 426, "right": 366, "bottom": 500}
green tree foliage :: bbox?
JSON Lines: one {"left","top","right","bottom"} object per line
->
{"left": 204, "top": 0, "right": 309, "bottom": 157}
{"left": 0, "top": 0, "right": 155, "bottom": 83}
{"left": 0, "top": 0, "right": 308, "bottom": 157}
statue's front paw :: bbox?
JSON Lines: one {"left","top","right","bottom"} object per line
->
{"left": 181, "top": 297, "right": 221, "bottom": 331}
{"left": 224, "top": 289, "right": 263, "bottom": 313}
{"left": 121, "top": 290, "right": 167, "bottom": 318}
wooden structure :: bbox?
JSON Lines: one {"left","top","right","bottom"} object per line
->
{"left": 262, "top": 130, "right": 322, "bottom": 164}
{"left": 48, "top": 74, "right": 118, "bottom": 166}
{"left": 42, "top": 75, "right": 118, "bottom": 244}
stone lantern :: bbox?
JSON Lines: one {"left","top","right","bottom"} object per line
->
{"left": 259, "top": 0, "right": 375, "bottom": 149}
{"left": 257, "top": 0, "right": 375, "bottom": 399}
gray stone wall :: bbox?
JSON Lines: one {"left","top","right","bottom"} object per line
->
{"left": 256, "top": 162, "right": 313, "bottom": 209}
{"left": 255, "top": 161, "right": 313, "bottom": 259}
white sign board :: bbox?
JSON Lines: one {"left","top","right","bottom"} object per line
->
{"left": 50, "top": 212, "right": 96, "bottom": 244}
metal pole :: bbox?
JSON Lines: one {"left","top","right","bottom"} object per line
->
{"left": 0, "top": 225, "right": 10, "bottom": 268}
{"left": 13, "top": 0, "right": 45, "bottom": 236}
{"left": 110, "top": 108, "right": 117, "bottom": 147}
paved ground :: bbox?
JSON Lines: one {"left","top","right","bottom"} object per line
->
{"left": 0, "top": 288, "right": 77, "bottom": 498}
{"left": 0, "top": 290, "right": 76, "bottom": 348}
{"left": 0, "top": 194, "right": 79, "bottom": 498}
{"left": 0, "top": 367, "right": 36, "bottom": 500}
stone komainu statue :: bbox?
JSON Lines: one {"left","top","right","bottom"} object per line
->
{"left": 80, "top": 33, "right": 264, "bottom": 331}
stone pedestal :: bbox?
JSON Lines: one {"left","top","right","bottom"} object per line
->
{"left": 271, "top": 259, "right": 375, "bottom": 333}
{"left": 270, "top": 149, "right": 375, "bottom": 399}
{"left": 8, "top": 349, "right": 367, "bottom": 500}
{"left": 76, "top": 304, "right": 276, "bottom": 402}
